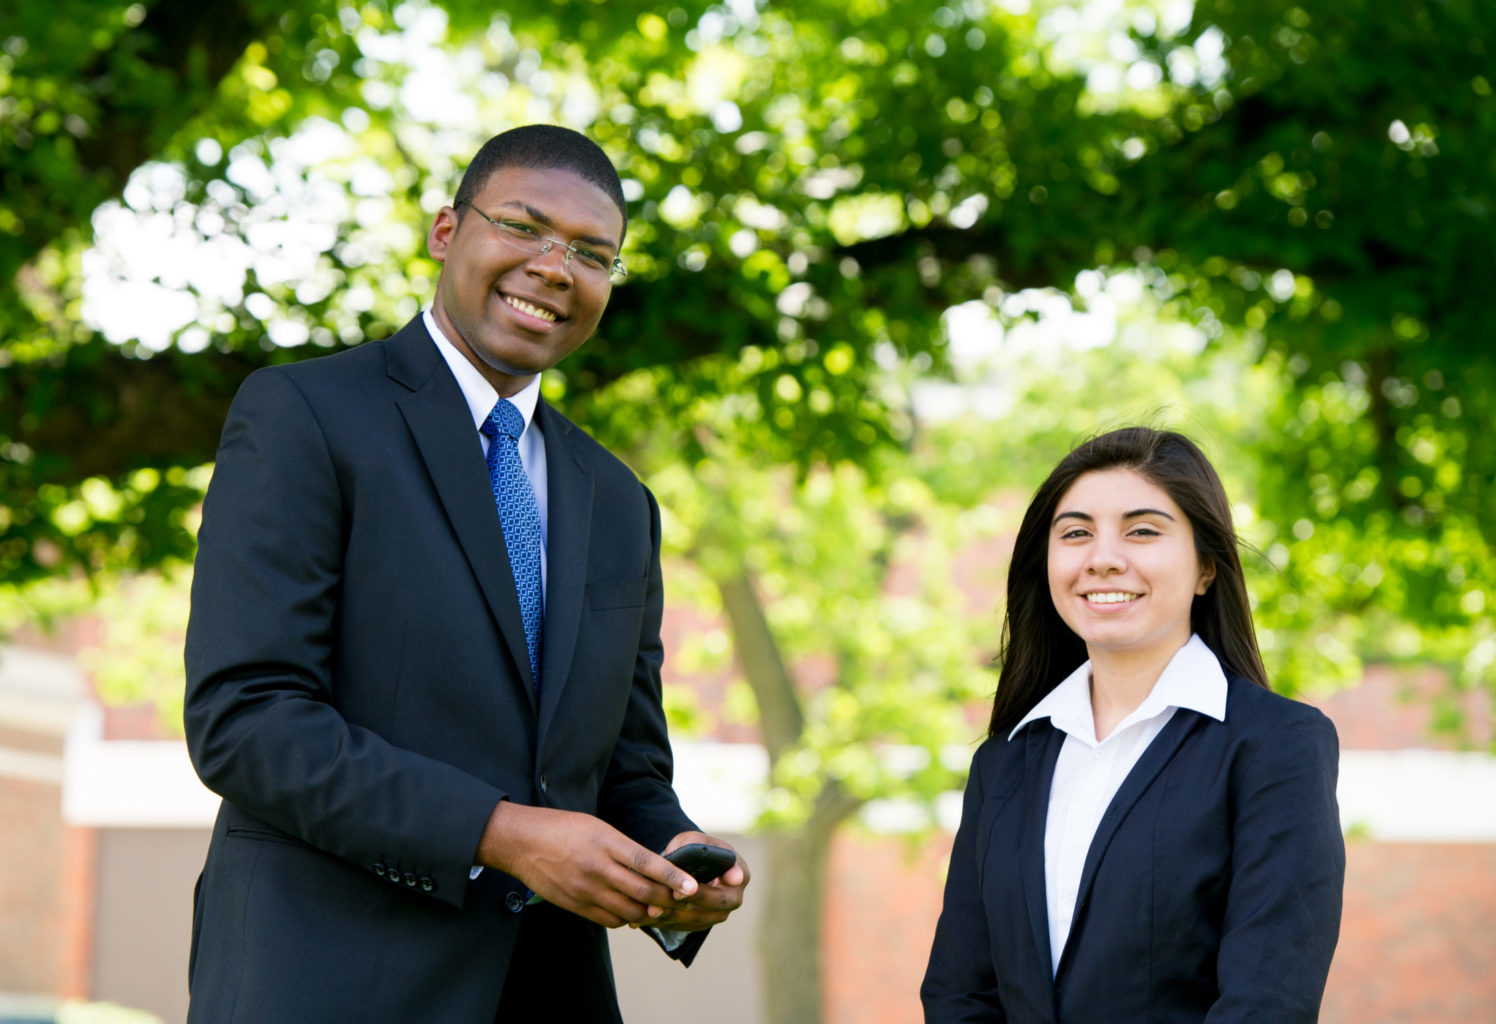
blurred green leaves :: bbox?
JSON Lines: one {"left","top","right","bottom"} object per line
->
{"left": 1, "top": 0, "right": 1492, "bottom": 747}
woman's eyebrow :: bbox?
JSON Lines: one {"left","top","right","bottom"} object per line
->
{"left": 1051, "top": 508, "right": 1177, "bottom": 527}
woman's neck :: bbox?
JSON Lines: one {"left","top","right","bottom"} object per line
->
{"left": 1087, "top": 641, "right": 1186, "bottom": 742}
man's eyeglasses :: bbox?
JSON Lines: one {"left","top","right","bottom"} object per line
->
{"left": 456, "top": 199, "right": 627, "bottom": 282}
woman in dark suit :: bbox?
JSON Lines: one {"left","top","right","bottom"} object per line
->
{"left": 922, "top": 427, "right": 1344, "bottom": 1023}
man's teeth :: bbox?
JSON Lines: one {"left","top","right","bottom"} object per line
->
{"left": 1085, "top": 592, "right": 1138, "bottom": 604}
{"left": 506, "top": 296, "right": 557, "bottom": 322}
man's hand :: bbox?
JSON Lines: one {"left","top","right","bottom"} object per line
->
{"left": 476, "top": 802, "right": 701, "bottom": 929}
{"left": 646, "top": 831, "right": 750, "bottom": 932}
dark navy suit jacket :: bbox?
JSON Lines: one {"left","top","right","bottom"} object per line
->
{"left": 922, "top": 675, "right": 1344, "bottom": 1023}
{"left": 184, "top": 318, "right": 700, "bottom": 1023}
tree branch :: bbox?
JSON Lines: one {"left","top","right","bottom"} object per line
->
{"left": 715, "top": 569, "right": 804, "bottom": 765}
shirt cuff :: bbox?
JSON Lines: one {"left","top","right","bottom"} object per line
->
{"left": 647, "top": 926, "right": 687, "bottom": 952}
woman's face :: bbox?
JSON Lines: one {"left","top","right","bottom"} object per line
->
{"left": 1046, "top": 467, "right": 1215, "bottom": 666}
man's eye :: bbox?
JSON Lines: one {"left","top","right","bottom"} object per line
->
{"left": 573, "top": 247, "right": 609, "bottom": 270}
{"left": 500, "top": 219, "right": 540, "bottom": 237}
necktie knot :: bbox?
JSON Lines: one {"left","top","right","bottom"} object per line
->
{"left": 483, "top": 398, "right": 525, "bottom": 442}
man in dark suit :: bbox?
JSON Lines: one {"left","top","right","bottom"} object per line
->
{"left": 184, "top": 124, "right": 748, "bottom": 1023}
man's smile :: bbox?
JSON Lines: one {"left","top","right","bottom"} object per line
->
{"left": 503, "top": 293, "right": 562, "bottom": 324}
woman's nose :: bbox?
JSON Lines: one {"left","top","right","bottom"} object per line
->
{"left": 1085, "top": 539, "right": 1126, "bottom": 575}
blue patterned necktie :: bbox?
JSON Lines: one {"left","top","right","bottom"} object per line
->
{"left": 481, "top": 398, "right": 543, "bottom": 694}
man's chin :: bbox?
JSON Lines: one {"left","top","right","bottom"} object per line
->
{"left": 472, "top": 339, "right": 563, "bottom": 378}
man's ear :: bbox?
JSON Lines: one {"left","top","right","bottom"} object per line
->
{"left": 1196, "top": 560, "right": 1217, "bottom": 595}
{"left": 427, "top": 206, "right": 458, "bottom": 263}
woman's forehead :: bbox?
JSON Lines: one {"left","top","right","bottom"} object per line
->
{"left": 1056, "top": 467, "right": 1185, "bottom": 517}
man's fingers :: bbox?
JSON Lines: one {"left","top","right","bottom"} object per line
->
{"left": 548, "top": 877, "right": 652, "bottom": 929}
{"left": 630, "top": 844, "right": 697, "bottom": 899}
{"left": 494, "top": 808, "right": 723, "bottom": 925}
{"left": 651, "top": 904, "right": 733, "bottom": 930}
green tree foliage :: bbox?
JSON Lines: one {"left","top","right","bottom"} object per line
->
{"left": 3, "top": 1, "right": 1493, "bottom": 1019}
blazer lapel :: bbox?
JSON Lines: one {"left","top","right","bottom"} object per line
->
{"left": 1061, "top": 709, "right": 1204, "bottom": 973}
{"left": 534, "top": 400, "right": 594, "bottom": 740}
{"left": 387, "top": 323, "right": 538, "bottom": 706}
{"left": 1020, "top": 723, "right": 1065, "bottom": 988}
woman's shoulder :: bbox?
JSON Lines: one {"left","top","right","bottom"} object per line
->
{"left": 1222, "top": 674, "right": 1339, "bottom": 748}
{"left": 968, "top": 721, "right": 1052, "bottom": 781}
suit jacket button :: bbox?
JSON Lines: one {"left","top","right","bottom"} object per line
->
{"left": 539, "top": 773, "right": 548, "bottom": 794}
{"left": 420, "top": 877, "right": 435, "bottom": 893}
{"left": 388, "top": 867, "right": 402, "bottom": 882}
{"left": 506, "top": 891, "right": 525, "bottom": 913}
{"left": 372, "top": 863, "right": 386, "bottom": 876}
{"left": 403, "top": 873, "right": 417, "bottom": 887}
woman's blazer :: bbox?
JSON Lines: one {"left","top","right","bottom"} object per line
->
{"left": 922, "top": 674, "right": 1344, "bottom": 1023}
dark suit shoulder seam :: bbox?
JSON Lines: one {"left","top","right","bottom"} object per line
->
{"left": 1233, "top": 700, "right": 1326, "bottom": 784}
{"left": 258, "top": 365, "right": 344, "bottom": 492}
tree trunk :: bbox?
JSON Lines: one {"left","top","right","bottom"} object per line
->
{"left": 760, "top": 788, "right": 860, "bottom": 1024}
{"left": 708, "top": 566, "right": 863, "bottom": 1022}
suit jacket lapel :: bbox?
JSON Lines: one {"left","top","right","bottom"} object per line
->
{"left": 535, "top": 400, "right": 594, "bottom": 740}
{"left": 1020, "top": 723, "right": 1065, "bottom": 989}
{"left": 387, "top": 321, "right": 538, "bottom": 707}
{"left": 1060, "top": 709, "right": 1203, "bottom": 975}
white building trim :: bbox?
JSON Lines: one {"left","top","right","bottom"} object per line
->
{"left": 1336, "top": 749, "right": 1496, "bottom": 842}
{"left": 54, "top": 733, "right": 1496, "bottom": 843}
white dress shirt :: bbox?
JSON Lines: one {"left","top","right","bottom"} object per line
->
{"left": 423, "top": 308, "right": 548, "bottom": 595}
{"left": 1009, "top": 634, "right": 1228, "bottom": 974}
{"left": 425, "top": 309, "right": 555, "bottom": 886}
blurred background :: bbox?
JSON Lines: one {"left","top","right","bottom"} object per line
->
{"left": 1, "top": 0, "right": 1493, "bottom": 1021}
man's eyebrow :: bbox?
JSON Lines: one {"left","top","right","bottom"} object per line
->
{"left": 497, "top": 200, "right": 619, "bottom": 251}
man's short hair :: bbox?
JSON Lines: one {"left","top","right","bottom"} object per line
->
{"left": 455, "top": 125, "right": 627, "bottom": 236}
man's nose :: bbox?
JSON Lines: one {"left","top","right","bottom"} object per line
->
{"left": 526, "top": 239, "right": 574, "bottom": 285}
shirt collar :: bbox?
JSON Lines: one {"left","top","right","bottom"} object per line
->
{"left": 1008, "top": 634, "right": 1228, "bottom": 742}
{"left": 422, "top": 308, "right": 541, "bottom": 436}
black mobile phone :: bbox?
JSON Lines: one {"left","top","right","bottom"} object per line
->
{"left": 665, "top": 842, "right": 737, "bottom": 883}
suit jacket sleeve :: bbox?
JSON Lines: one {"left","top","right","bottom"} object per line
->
{"left": 921, "top": 745, "right": 1008, "bottom": 1023}
{"left": 592, "top": 484, "right": 710, "bottom": 964}
{"left": 593, "top": 486, "right": 694, "bottom": 849}
{"left": 1206, "top": 705, "right": 1345, "bottom": 1021}
{"left": 184, "top": 367, "right": 504, "bottom": 909}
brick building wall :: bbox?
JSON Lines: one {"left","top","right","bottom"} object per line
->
{"left": 0, "top": 772, "right": 68, "bottom": 996}
{"left": 820, "top": 831, "right": 1496, "bottom": 1024}
{"left": 0, "top": 746, "right": 95, "bottom": 1001}
{"left": 0, "top": 646, "right": 93, "bottom": 1009}
{"left": 1326, "top": 842, "right": 1496, "bottom": 1023}
{"left": 824, "top": 830, "right": 953, "bottom": 1024}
